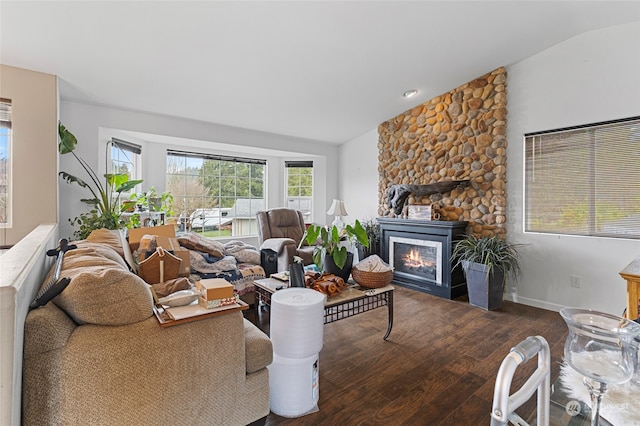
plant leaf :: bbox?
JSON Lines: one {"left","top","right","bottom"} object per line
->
{"left": 59, "top": 171, "right": 88, "bottom": 188}
{"left": 312, "top": 246, "right": 324, "bottom": 269}
{"left": 332, "top": 246, "right": 348, "bottom": 269}
{"left": 303, "top": 225, "right": 322, "bottom": 246}
{"left": 80, "top": 198, "right": 100, "bottom": 206}
{"left": 58, "top": 122, "right": 77, "bottom": 154}
{"left": 347, "top": 219, "right": 369, "bottom": 247}
{"left": 330, "top": 225, "right": 340, "bottom": 243}
{"left": 115, "top": 179, "right": 143, "bottom": 193}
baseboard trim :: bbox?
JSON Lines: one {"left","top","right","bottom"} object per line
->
{"left": 504, "top": 293, "right": 568, "bottom": 313}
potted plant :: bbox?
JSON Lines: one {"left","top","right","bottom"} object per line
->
{"left": 127, "top": 187, "right": 176, "bottom": 229}
{"left": 301, "top": 220, "right": 369, "bottom": 281}
{"left": 452, "top": 234, "right": 521, "bottom": 310}
{"left": 58, "top": 122, "right": 143, "bottom": 239}
{"left": 357, "top": 219, "right": 380, "bottom": 260}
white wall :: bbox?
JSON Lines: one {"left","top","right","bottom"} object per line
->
{"left": 338, "top": 128, "right": 380, "bottom": 223}
{"left": 59, "top": 100, "right": 339, "bottom": 239}
{"left": 340, "top": 21, "right": 640, "bottom": 315}
{"left": 505, "top": 21, "right": 640, "bottom": 315}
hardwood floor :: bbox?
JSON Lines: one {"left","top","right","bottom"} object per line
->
{"left": 248, "top": 285, "right": 568, "bottom": 426}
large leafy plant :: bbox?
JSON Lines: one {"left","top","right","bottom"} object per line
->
{"left": 301, "top": 220, "right": 369, "bottom": 269}
{"left": 58, "top": 122, "right": 143, "bottom": 239}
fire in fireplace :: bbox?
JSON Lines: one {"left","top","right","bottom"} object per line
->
{"left": 378, "top": 218, "right": 467, "bottom": 299}
{"left": 389, "top": 236, "right": 442, "bottom": 285}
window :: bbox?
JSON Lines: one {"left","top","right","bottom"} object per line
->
{"left": 285, "top": 161, "right": 313, "bottom": 222}
{"left": 109, "top": 138, "right": 141, "bottom": 183}
{"left": 0, "top": 99, "right": 11, "bottom": 227}
{"left": 525, "top": 116, "right": 640, "bottom": 239}
{"left": 167, "top": 150, "right": 265, "bottom": 237}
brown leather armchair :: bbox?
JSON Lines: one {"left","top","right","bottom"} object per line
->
{"left": 256, "top": 208, "right": 316, "bottom": 271}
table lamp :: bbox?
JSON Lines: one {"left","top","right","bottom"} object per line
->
{"left": 327, "top": 199, "right": 348, "bottom": 229}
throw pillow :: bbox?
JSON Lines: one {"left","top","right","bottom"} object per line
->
{"left": 67, "top": 243, "right": 129, "bottom": 271}
{"left": 54, "top": 266, "right": 153, "bottom": 325}
{"left": 50, "top": 245, "right": 153, "bottom": 325}
{"left": 178, "top": 232, "right": 225, "bottom": 257}
{"left": 189, "top": 252, "right": 237, "bottom": 274}
{"left": 86, "top": 228, "right": 125, "bottom": 258}
{"left": 225, "top": 240, "right": 260, "bottom": 264}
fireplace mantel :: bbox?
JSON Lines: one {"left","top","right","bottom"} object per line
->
{"left": 378, "top": 218, "right": 468, "bottom": 299}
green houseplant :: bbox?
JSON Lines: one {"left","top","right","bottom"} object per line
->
{"left": 452, "top": 234, "right": 521, "bottom": 310}
{"left": 125, "top": 187, "right": 176, "bottom": 228}
{"left": 58, "top": 122, "right": 143, "bottom": 239}
{"left": 357, "top": 219, "right": 380, "bottom": 259}
{"left": 301, "top": 220, "right": 369, "bottom": 281}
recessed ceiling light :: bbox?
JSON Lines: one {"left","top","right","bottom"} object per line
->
{"left": 403, "top": 89, "right": 419, "bottom": 99}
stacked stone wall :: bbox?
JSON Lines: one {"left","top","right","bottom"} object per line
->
{"left": 378, "top": 67, "right": 508, "bottom": 237}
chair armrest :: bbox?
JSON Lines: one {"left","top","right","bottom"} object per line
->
{"left": 24, "top": 303, "right": 76, "bottom": 359}
{"left": 260, "top": 239, "right": 299, "bottom": 271}
{"left": 260, "top": 238, "right": 296, "bottom": 253}
{"left": 244, "top": 318, "right": 273, "bottom": 374}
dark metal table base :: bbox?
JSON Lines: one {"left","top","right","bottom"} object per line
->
{"left": 324, "top": 289, "right": 393, "bottom": 340}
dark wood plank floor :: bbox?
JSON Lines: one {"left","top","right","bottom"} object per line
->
{"left": 247, "top": 285, "right": 568, "bottom": 426}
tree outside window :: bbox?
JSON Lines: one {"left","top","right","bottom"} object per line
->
{"left": 285, "top": 161, "right": 313, "bottom": 222}
{"left": 525, "top": 117, "right": 640, "bottom": 239}
{"left": 167, "top": 150, "right": 265, "bottom": 237}
{"left": 0, "top": 99, "right": 11, "bottom": 227}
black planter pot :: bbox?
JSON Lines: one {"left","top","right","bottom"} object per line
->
{"left": 463, "top": 261, "right": 505, "bottom": 310}
{"left": 323, "top": 252, "right": 354, "bottom": 282}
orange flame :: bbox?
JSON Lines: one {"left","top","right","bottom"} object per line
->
{"left": 404, "top": 248, "right": 434, "bottom": 268}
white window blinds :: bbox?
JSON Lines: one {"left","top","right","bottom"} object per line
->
{"left": 524, "top": 116, "right": 640, "bottom": 239}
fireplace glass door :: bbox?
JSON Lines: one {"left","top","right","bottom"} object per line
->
{"left": 389, "top": 236, "right": 443, "bottom": 286}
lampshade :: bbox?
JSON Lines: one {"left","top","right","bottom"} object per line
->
{"left": 326, "top": 199, "right": 348, "bottom": 216}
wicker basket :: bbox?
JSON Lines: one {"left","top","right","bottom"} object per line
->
{"left": 351, "top": 267, "right": 393, "bottom": 289}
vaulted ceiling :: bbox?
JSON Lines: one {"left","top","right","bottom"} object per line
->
{"left": 1, "top": 1, "right": 639, "bottom": 144}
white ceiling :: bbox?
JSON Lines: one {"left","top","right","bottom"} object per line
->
{"left": 1, "top": 1, "right": 639, "bottom": 144}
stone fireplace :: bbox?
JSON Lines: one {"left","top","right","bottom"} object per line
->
{"left": 377, "top": 67, "right": 508, "bottom": 239}
{"left": 378, "top": 218, "right": 467, "bottom": 299}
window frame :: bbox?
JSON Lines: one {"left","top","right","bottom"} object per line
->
{"left": 285, "top": 160, "right": 313, "bottom": 223}
{"left": 524, "top": 116, "right": 640, "bottom": 240}
{"left": 108, "top": 138, "right": 142, "bottom": 184}
{"left": 166, "top": 149, "right": 266, "bottom": 238}
{"left": 0, "top": 98, "right": 12, "bottom": 228}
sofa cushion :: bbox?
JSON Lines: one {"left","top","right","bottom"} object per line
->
{"left": 50, "top": 243, "right": 153, "bottom": 325}
{"left": 178, "top": 232, "right": 225, "bottom": 257}
{"left": 86, "top": 228, "right": 125, "bottom": 258}
{"left": 243, "top": 319, "right": 273, "bottom": 374}
{"left": 65, "top": 243, "right": 129, "bottom": 270}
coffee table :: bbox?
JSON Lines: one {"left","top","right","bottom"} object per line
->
{"left": 253, "top": 277, "right": 394, "bottom": 340}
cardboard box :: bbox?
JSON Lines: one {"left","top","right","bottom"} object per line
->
{"left": 198, "top": 295, "right": 239, "bottom": 310}
{"left": 131, "top": 225, "right": 190, "bottom": 276}
{"left": 197, "top": 278, "right": 234, "bottom": 301}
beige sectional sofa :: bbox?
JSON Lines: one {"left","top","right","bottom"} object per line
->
{"left": 21, "top": 228, "right": 272, "bottom": 426}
